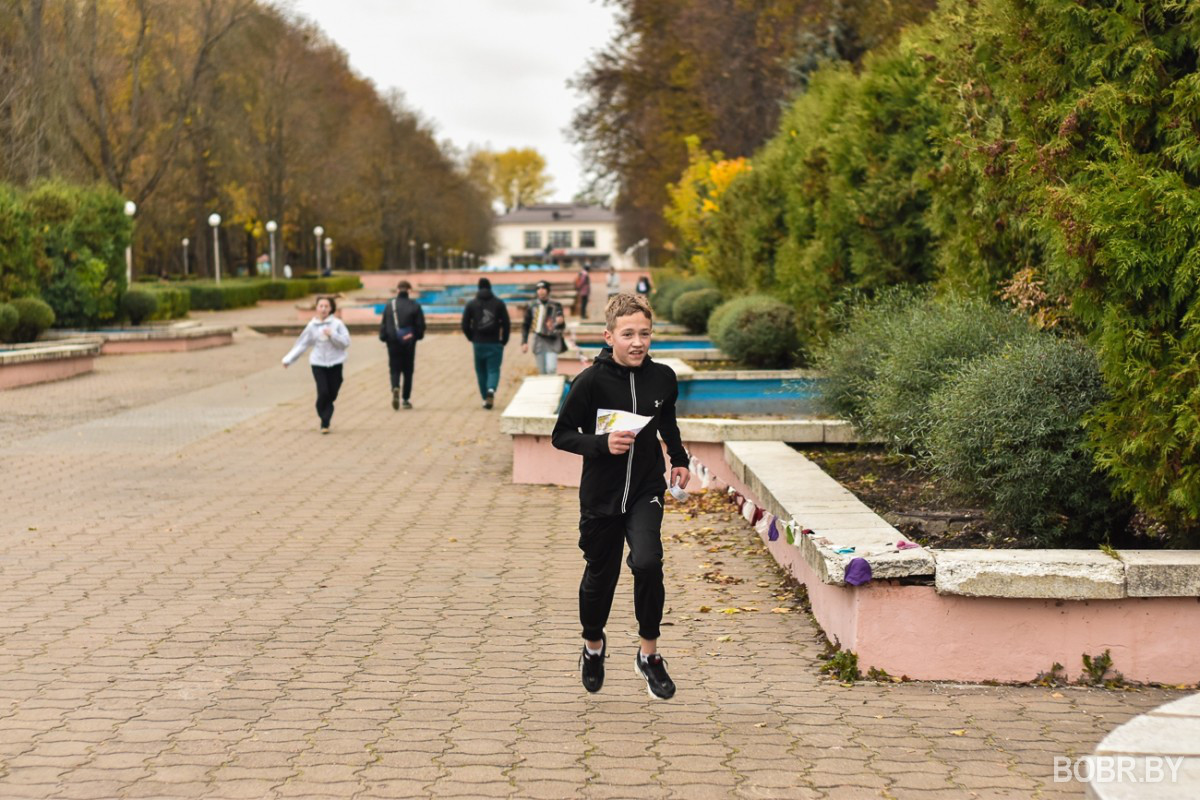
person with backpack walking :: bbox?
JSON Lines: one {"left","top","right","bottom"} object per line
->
{"left": 378, "top": 280, "right": 426, "bottom": 410}
{"left": 282, "top": 296, "right": 351, "bottom": 433}
{"left": 462, "top": 277, "right": 510, "bottom": 409}
{"left": 521, "top": 280, "right": 566, "bottom": 375}
{"left": 551, "top": 292, "right": 690, "bottom": 699}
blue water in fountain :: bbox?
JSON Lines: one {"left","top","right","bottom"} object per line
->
{"left": 362, "top": 283, "right": 536, "bottom": 315}
{"left": 558, "top": 375, "right": 825, "bottom": 417}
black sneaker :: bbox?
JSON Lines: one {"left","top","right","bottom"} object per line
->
{"left": 580, "top": 634, "right": 606, "bottom": 693}
{"left": 484, "top": 389, "right": 495, "bottom": 410}
{"left": 635, "top": 653, "right": 675, "bottom": 699}
{"left": 392, "top": 388, "right": 400, "bottom": 410}
{"left": 402, "top": 399, "right": 412, "bottom": 410}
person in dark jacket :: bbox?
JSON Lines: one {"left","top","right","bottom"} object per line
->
{"left": 461, "top": 277, "right": 510, "bottom": 409}
{"left": 552, "top": 292, "right": 690, "bottom": 699}
{"left": 378, "top": 280, "right": 426, "bottom": 410}
{"left": 521, "top": 279, "right": 566, "bottom": 375}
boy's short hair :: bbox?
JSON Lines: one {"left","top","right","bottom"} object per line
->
{"left": 605, "top": 292, "right": 653, "bottom": 330}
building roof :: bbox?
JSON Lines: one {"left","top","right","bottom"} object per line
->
{"left": 496, "top": 203, "right": 617, "bottom": 225}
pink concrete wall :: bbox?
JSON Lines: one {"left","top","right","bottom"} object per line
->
{"left": 0, "top": 356, "right": 93, "bottom": 390}
{"left": 512, "top": 435, "right": 582, "bottom": 485}
{"left": 101, "top": 334, "right": 232, "bottom": 355}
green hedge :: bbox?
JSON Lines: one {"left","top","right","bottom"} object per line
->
{"left": 186, "top": 276, "right": 363, "bottom": 311}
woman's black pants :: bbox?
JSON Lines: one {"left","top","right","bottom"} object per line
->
{"left": 578, "top": 491, "right": 665, "bottom": 642}
{"left": 311, "top": 364, "right": 343, "bottom": 428}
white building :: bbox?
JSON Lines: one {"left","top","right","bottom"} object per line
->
{"left": 485, "top": 203, "right": 633, "bottom": 269}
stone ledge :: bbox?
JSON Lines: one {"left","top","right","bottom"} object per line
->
{"left": 1120, "top": 550, "right": 1200, "bottom": 597}
{"left": 933, "top": 549, "right": 1126, "bottom": 599}
{"left": 724, "top": 440, "right": 935, "bottom": 586}
{"left": 0, "top": 341, "right": 102, "bottom": 365}
{"left": 498, "top": 375, "right": 564, "bottom": 436}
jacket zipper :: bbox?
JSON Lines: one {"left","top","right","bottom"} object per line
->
{"left": 621, "top": 371, "right": 636, "bottom": 513}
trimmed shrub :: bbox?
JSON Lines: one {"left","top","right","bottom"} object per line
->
{"left": 860, "top": 297, "right": 1033, "bottom": 454}
{"left": 259, "top": 280, "right": 312, "bottom": 301}
{"left": 120, "top": 290, "right": 159, "bottom": 326}
{"left": 0, "top": 302, "right": 17, "bottom": 342}
{"left": 671, "top": 288, "right": 723, "bottom": 334}
{"left": 708, "top": 295, "right": 800, "bottom": 367}
{"left": 653, "top": 275, "right": 713, "bottom": 322}
{"left": 927, "top": 335, "right": 1129, "bottom": 546}
{"left": 813, "top": 286, "right": 926, "bottom": 426}
{"left": 147, "top": 287, "right": 190, "bottom": 320}
{"left": 185, "top": 281, "right": 263, "bottom": 311}
{"left": 10, "top": 296, "right": 56, "bottom": 342}
{"left": 311, "top": 275, "right": 362, "bottom": 293}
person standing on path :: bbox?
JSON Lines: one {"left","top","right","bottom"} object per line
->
{"left": 378, "top": 280, "right": 426, "bottom": 410}
{"left": 574, "top": 266, "right": 592, "bottom": 319}
{"left": 521, "top": 280, "right": 566, "bottom": 375}
{"left": 462, "top": 277, "right": 510, "bottom": 409}
{"left": 282, "top": 296, "right": 351, "bottom": 433}
{"left": 551, "top": 292, "right": 690, "bottom": 699}
{"left": 606, "top": 265, "right": 620, "bottom": 300}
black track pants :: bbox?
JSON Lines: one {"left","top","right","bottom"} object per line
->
{"left": 311, "top": 363, "right": 343, "bottom": 428}
{"left": 578, "top": 491, "right": 665, "bottom": 642}
{"left": 387, "top": 342, "right": 415, "bottom": 399}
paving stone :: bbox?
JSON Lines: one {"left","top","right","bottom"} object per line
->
{"left": 0, "top": 316, "right": 1188, "bottom": 800}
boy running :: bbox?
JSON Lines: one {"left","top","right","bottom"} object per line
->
{"left": 552, "top": 293, "right": 690, "bottom": 699}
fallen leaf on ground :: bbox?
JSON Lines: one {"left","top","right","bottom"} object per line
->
{"left": 771, "top": 607, "right": 790, "bottom": 614}
{"left": 698, "top": 606, "right": 712, "bottom": 613}
{"left": 950, "top": 729, "right": 966, "bottom": 737}
{"left": 720, "top": 608, "right": 740, "bottom": 615}
{"left": 717, "top": 635, "right": 733, "bottom": 643}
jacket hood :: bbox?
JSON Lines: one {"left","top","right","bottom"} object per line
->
{"left": 477, "top": 287, "right": 495, "bottom": 300}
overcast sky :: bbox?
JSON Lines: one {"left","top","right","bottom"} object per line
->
{"left": 286, "top": 0, "right": 620, "bottom": 202}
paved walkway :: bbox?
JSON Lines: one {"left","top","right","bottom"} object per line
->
{"left": 0, "top": 313, "right": 1186, "bottom": 800}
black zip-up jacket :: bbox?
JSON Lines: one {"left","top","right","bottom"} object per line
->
{"left": 461, "top": 288, "right": 510, "bottom": 344}
{"left": 378, "top": 293, "right": 426, "bottom": 344}
{"left": 552, "top": 348, "right": 688, "bottom": 517}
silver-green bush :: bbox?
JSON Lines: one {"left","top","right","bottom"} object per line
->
{"left": 861, "top": 297, "right": 1032, "bottom": 454}
{"left": 927, "top": 335, "right": 1129, "bottom": 545}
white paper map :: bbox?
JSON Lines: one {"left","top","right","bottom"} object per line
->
{"left": 595, "top": 408, "right": 653, "bottom": 435}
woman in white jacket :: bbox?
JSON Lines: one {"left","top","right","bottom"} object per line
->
{"left": 282, "top": 296, "right": 351, "bottom": 433}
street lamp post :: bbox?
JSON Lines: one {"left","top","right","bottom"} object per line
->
{"left": 266, "top": 220, "right": 278, "bottom": 280}
{"left": 181, "top": 238, "right": 189, "bottom": 277}
{"left": 313, "top": 225, "right": 324, "bottom": 274}
{"left": 422, "top": 242, "right": 429, "bottom": 270}
{"left": 208, "top": 213, "right": 222, "bottom": 285}
{"left": 123, "top": 201, "right": 136, "bottom": 285}
{"left": 324, "top": 237, "right": 332, "bottom": 275}
{"left": 408, "top": 239, "right": 416, "bottom": 271}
